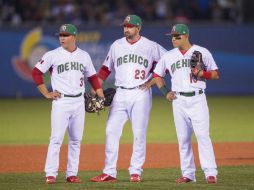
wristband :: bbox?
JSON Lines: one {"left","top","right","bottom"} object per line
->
{"left": 202, "top": 71, "right": 212, "bottom": 80}
{"left": 159, "top": 86, "right": 169, "bottom": 96}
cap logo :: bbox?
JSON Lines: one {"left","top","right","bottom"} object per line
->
{"left": 172, "top": 26, "right": 176, "bottom": 32}
{"left": 61, "top": 25, "right": 67, "bottom": 31}
{"left": 125, "top": 16, "right": 131, "bottom": 23}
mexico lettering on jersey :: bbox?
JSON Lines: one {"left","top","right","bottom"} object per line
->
{"left": 103, "top": 36, "right": 166, "bottom": 88}
{"left": 35, "top": 47, "right": 96, "bottom": 95}
{"left": 57, "top": 62, "right": 85, "bottom": 74}
{"left": 154, "top": 44, "right": 218, "bottom": 92}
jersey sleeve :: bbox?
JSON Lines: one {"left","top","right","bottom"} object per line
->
{"left": 84, "top": 54, "right": 97, "bottom": 78}
{"left": 35, "top": 52, "right": 53, "bottom": 73}
{"left": 203, "top": 49, "right": 218, "bottom": 71}
{"left": 102, "top": 44, "right": 114, "bottom": 71}
{"left": 153, "top": 43, "right": 167, "bottom": 62}
{"left": 153, "top": 56, "right": 167, "bottom": 77}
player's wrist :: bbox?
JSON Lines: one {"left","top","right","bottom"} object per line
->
{"left": 201, "top": 71, "right": 212, "bottom": 79}
{"left": 159, "top": 85, "right": 169, "bottom": 97}
{"left": 197, "top": 70, "right": 203, "bottom": 77}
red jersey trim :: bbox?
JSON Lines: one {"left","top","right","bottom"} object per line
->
{"left": 98, "top": 65, "right": 111, "bottom": 81}
{"left": 32, "top": 67, "right": 44, "bottom": 86}
{"left": 88, "top": 74, "right": 101, "bottom": 90}
{"left": 126, "top": 35, "right": 141, "bottom": 45}
{"left": 179, "top": 49, "right": 188, "bottom": 55}
{"left": 153, "top": 73, "right": 162, "bottom": 78}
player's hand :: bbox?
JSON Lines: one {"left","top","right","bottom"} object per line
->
{"left": 140, "top": 83, "right": 150, "bottom": 90}
{"left": 95, "top": 88, "right": 105, "bottom": 99}
{"left": 140, "top": 79, "right": 154, "bottom": 90}
{"left": 191, "top": 68, "right": 203, "bottom": 77}
{"left": 91, "top": 88, "right": 96, "bottom": 95}
{"left": 166, "top": 91, "right": 176, "bottom": 101}
{"left": 46, "top": 90, "right": 61, "bottom": 100}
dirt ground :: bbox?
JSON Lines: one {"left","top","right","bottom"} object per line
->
{"left": 0, "top": 142, "right": 253, "bottom": 173}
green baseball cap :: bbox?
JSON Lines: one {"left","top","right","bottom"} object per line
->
{"left": 166, "top": 24, "right": 189, "bottom": 36}
{"left": 58, "top": 24, "right": 77, "bottom": 36}
{"left": 122, "top": 15, "right": 142, "bottom": 27}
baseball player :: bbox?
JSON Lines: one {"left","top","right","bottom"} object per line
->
{"left": 90, "top": 15, "right": 166, "bottom": 183}
{"left": 150, "top": 24, "right": 219, "bottom": 184}
{"left": 32, "top": 24, "right": 104, "bottom": 184}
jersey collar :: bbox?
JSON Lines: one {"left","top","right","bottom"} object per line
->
{"left": 178, "top": 44, "right": 193, "bottom": 55}
{"left": 126, "top": 35, "right": 141, "bottom": 45}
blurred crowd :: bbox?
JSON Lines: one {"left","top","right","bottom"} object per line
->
{"left": 0, "top": 0, "right": 252, "bottom": 27}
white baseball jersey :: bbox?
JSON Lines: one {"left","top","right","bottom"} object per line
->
{"left": 154, "top": 44, "right": 218, "bottom": 180}
{"left": 154, "top": 44, "right": 218, "bottom": 92}
{"left": 103, "top": 36, "right": 166, "bottom": 88}
{"left": 101, "top": 36, "right": 166, "bottom": 178}
{"left": 35, "top": 46, "right": 96, "bottom": 95}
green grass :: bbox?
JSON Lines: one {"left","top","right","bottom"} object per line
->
{"left": 0, "top": 166, "right": 253, "bottom": 190}
{"left": 0, "top": 96, "right": 254, "bottom": 144}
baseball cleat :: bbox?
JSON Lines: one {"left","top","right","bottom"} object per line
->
{"left": 130, "top": 174, "right": 141, "bottom": 182}
{"left": 206, "top": 176, "right": 217, "bottom": 184}
{"left": 66, "top": 176, "right": 82, "bottom": 183}
{"left": 176, "top": 176, "right": 193, "bottom": 184}
{"left": 45, "top": 176, "right": 56, "bottom": 184}
{"left": 90, "top": 173, "right": 117, "bottom": 182}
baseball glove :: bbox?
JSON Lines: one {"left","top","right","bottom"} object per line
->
{"left": 85, "top": 93, "right": 105, "bottom": 113}
{"left": 103, "top": 88, "right": 116, "bottom": 107}
{"left": 190, "top": 51, "right": 206, "bottom": 81}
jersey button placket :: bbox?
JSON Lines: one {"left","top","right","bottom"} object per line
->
{"left": 69, "top": 52, "right": 74, "bottom": 94}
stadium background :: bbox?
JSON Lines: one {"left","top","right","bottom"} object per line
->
{"left": 0, "top": 0, "right": 254, "bottom": 97}
{"left": 1, "top": 1, "right": 254, "bottom": 189}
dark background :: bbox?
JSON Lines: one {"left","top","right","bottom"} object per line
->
{"left": 1, "top": 0, "right": 254, "bottom": 97}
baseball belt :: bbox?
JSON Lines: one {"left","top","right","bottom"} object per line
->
{"left": 63, "top": 92, "right": 82, "bottom": 98}
{"left": 116, "top": 84, "right": 143, "bottom": 90}
{"left": 178, "top": 90, "right": 203, "bottom": 97}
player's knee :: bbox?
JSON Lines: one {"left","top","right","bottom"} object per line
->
{"left": 69, "top": 139, "right": 81, "bottom": 146}
{"left": 195, "top": 132, "right": 210, "bottom": 142}
{"left": 177, "top": 134, "right": 191, "bottom": 144}
{"left": 106, "top": 126, "right": 122, "bottom": 137}
{"left": 49, "top": 136, "right": 63, "bottom": 146}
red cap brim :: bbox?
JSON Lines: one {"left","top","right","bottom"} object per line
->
{"left": 55, "top": 32, "right": 72, "bottom": 36}
{"left": 121, "top": 22, "right": 137, "bottom": 27}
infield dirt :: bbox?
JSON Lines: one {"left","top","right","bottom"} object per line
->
{"left": 0, "top": 142, "right": 253, "bottom": 173}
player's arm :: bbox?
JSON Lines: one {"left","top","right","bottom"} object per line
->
{"left": 88, "top": 74, "right": 104, "bottom": 98}
{"left": 89, "top": 65, "right": 111, "bottom": 96}
{"left": 196, "top": 69, "right": 219, "bottom": 80}
{"left": 153, "top": 73, "right": 176, "bottom": 101}
{"left": 193, "top": 51, "right": 219, "bottom": 80}
{"left": 97, "top": 65, "right": 111, "bottom": 83}
{"left": 32, "top": 67, "right": 61, "bottom": 99}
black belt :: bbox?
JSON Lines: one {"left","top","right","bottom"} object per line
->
{"left": 179, "top": 90, "right": 203, "bottom": 97}
{"left": 63, "top": 92, "right": 82, "bottom": 97}
{"left": 117, "top": 85, "right": 142, "bottom": 90}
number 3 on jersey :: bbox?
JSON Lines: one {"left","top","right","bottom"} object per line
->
{"left": 135, "top": 69, "right": 145, "bottom": 80}
{"left": 80, "top": 77, "right": 84, "bottom": 87}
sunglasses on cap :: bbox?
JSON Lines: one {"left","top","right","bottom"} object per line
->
{"left": 172, "top": 34, "right": 182, "bottom": 40}
{"left": 59, "top": 34, "right": 71, "bottom": 37}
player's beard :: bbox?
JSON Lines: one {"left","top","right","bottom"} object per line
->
{"left": 124, "top": 31, "right": 132, "bottom": 39}
{"left": 125, "top": 32, "right": 137, "bottom": 40}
